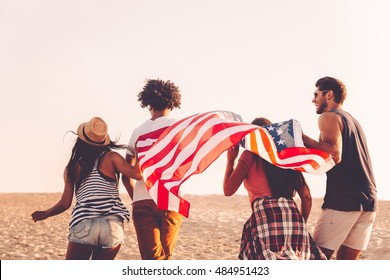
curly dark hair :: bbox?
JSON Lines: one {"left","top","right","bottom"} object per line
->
{"left": 137, "top": 79, "right": 181, "bottom": 111}
{"left": 315, "top": 76, "right": 347, "bottom": 104}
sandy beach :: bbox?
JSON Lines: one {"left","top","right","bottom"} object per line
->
{"left": 0, "top": 193, "right": 389, "bottom": 260}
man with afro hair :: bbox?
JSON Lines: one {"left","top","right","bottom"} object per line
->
{"left": 122, "top": 79, "right": 183, "bottom": 260}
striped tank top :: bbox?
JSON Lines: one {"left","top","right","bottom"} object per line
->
{"left": 69, "top": 152, "right": 130, "bottom": 229}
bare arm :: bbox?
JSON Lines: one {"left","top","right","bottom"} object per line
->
{"left": 31, "top": 168, "right": 74, "bottom": 222}
{"left": 121, "top": 154, "right": 137, "bottom": 200}
{"left": 302, "top": 112, "right": 343, "bottom": 163}
{"left": 223, "top": 146, "right": 248, "bottom": 196}
{"left": 296, "top": 175, "right": 312, "bottom": 222}
{"left": 112, "top": 152, "right": 142, "bottom": 181}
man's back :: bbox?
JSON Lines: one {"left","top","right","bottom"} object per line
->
{"left": 323, "top": 109, "right": 377, "bottom": 211}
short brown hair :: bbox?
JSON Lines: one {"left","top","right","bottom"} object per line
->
{"left": 315, "top": 76, "right": 347, "bottom": 104}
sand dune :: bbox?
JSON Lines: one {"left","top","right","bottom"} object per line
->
{"left": 0, "top": 193, "right": 389, "bottom": 260}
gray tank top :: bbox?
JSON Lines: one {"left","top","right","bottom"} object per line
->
{"left": 323, "top": 109, "right": 377, "bottom": 211}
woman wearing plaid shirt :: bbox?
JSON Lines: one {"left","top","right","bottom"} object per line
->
{"left": 223, "top": 117, "right": 326, "bottom": 260}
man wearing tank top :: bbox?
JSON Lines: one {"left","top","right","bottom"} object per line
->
{"left": 302, "top": 76, "right": 377, "bottom": 260}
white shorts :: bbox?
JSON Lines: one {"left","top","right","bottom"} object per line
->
{"left": 313, "top": 209, "right": 376, "bottom": 251}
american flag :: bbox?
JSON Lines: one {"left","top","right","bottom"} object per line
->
{"left": 138, "top": 111, "right": 334, "bottom": 217}
{"left": 240, "top": 119, "right": 335, "bottom": 174}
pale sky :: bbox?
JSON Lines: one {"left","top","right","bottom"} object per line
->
{"left": 1, "top": 0, "right": 389, "bottom": 200}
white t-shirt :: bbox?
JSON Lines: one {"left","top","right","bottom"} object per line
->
{"left": 127, "top": 117, "right": 177, "bottom": 203}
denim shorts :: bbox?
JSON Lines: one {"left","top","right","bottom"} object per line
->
{"left": 68, "top": 215, "right": 124, "bottom": 249}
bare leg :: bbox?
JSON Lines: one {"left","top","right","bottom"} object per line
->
{"left": 337, "top": 245, "right": 361, "bottom": 260}
{"left": 66, "top": 241, "right": 93, "bottom": 260}
{"left": 319, "top": 247, "right": 335, "bottom": 260}
{"left": 92, "top": 244, "right": 121, "bottom": 260}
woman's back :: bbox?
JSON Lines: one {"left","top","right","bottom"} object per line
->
{"left": 70, "top": 151, "right": 130, "bottom": 228}
{"left": 240, "top": 150, "right": 272, "bottom": 203}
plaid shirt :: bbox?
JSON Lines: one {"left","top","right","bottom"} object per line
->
{"left": 239, "top": 197, "right": 326, "bottom": 260}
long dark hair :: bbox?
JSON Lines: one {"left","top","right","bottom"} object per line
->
{"left": 261, "top": 159, "right": 304, "bottom": 198}
{"left": 252, "top": 117, "right": 305, "bottom": 198}
{"left": 66, "top": 138, "right": 126, "bottom": 190}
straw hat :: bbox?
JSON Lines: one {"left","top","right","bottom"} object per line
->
{"left": 77, "top": 117, "right": 110, "bottom": 146}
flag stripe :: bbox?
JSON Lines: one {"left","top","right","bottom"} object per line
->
{"left": 137, "top": 127, "right": 170, "bottom": 158}
{"left": 260, "top": 127, "right": 277, "bottom": 163}
{"left": 249, "top": 130, "right": 259, "bottom": 155}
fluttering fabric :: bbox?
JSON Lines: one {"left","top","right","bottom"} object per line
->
{"left": 137, "top": 111, "right": 334, "bottom": 217}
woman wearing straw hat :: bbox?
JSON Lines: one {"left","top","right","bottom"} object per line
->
{"left": 31, "top": 117, "right": 142, "bottom": 260}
